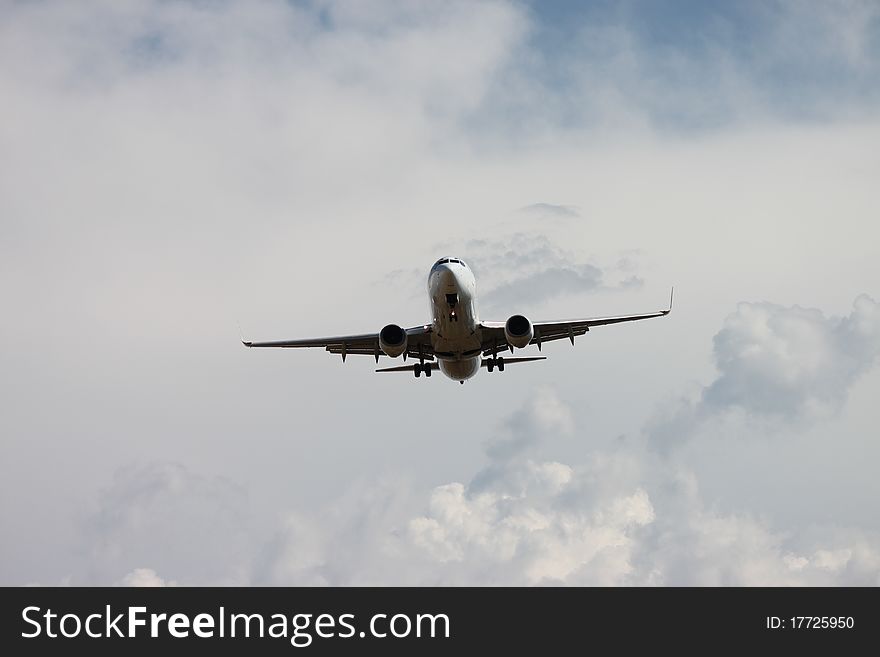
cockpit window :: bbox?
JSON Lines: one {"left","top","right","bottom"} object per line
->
{"left": 432, "top": 257, "right": 468, "bottom": 269}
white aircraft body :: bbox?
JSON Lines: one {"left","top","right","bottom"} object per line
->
{"left": 243, "top": 257, "right": 673, "bottom": 383}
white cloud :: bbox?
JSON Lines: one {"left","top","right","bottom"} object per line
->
{"left": 407, "top": 474, "right": 654, "bottom": 585}
{"left": 649, "top": 294, "right": 880, "bottom": 452}
{"left": 253, "top": 387, "right": 880, "bottom": 586}
{"left": 117, "top": 567, "right": 175, "bottom": 587}
{"left": 482, "top": 385, "right": 573, "bottom": 461}
{"left": 436, "top": 231, "right": 645, "bottom": 315}
{"left": 518, "top": 203, "right": 580, "bottom": 218}
{"left": 82, "top": 462, "right": 253, "bottom": 586}
{"left": 388, "top": 226, "right": 646, "bottom": 313}
{"left": 42, "top": 359, "right": 880, "bottom": 586}
{"left": 704, "top": 294, "right": 880, "bottom": 417}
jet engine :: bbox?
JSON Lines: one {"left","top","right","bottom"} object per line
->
{"left": 379, "top": 324, "right": 408, "bottom": 358}
{"left": 504, "top": 314, "right": 533, "bottom": 349}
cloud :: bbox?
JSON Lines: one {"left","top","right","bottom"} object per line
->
{"left": 387, "top": 228, "right": 645, "bottom": 311}
{"left": 253, "top": 387, "right": 880, "bottom": 586}
{"left": 252, "top": 477, "right": 427, "bottom": 586}
{"left": 81, "top": 462, "right": 253, "bottom": 585}
{"left": 117, "top": 567, "right": 175, "bottom": 587}
{"left": 252, "top": 390, "right": 662, "bottom": 585}
{"left": 481, "top": 386, "right": 573, "bottom": 462}
{"left": 397, "top": 407, "right": 880, "bottom": 586}
{"left": 518, "top": 202, "right": 580, "bottom": 218}
{"left": 406, "top": 469, "right": 654, "bottom": 585}
{"left": 439, "top": 232, "right": 645, "bottom": 314}
{"left": 648, "top": 294, "right": 880, "bottom": 455}
{"left": 704, "top": 294, "right": 880, "bottom": 417}
{"left": 483, "top": 265, "right": 605, "bottom": 312}
{"left": 477, "top": 0, "right": 880, "bottom": 139}
{"left": 56, "top": 358, "right": 880, "bottom": 586}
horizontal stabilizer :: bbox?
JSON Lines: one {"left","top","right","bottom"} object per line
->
{"left": 376, "top": 362, "right": 440, "bottom": 373}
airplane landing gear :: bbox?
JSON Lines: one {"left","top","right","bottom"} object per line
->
{"left": 486, "top": 357, "right": 505, "bottom": 372}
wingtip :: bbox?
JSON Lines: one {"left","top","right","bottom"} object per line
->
{"left": 238, "top": 322, "right": 252, "bottom": 347}
{"left": 669, "top": 286, "right": 675, "bottom": 312}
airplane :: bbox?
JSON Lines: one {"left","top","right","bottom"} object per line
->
{"left": 242, "top": 257, "right": 673, "bottom": 384}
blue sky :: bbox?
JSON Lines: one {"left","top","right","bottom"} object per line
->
{"left": 504, "top": 0, "right": 880, "bottom": 131}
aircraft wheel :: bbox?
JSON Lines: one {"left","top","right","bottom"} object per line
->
{"left": 487, "top": 360, "right": 494, "bottom": 373}
{"left": 424, "top": 365, "right": 432, "bottom": 377}
{"left": 497, "top": 357, "right": 505, "bottom": 372}
{"left": 414, "top": 366, "right": 421, "bottom": 378}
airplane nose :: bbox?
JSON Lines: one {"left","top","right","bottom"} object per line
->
{"left": 437, "top": 265, "right": 457, "bottom": 289}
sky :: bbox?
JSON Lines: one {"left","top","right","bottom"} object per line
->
{"left": 1, "top": 0, "right": 879, "bottom": 585}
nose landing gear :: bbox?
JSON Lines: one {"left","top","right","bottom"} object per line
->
{"left": 446, "top": 293, "right": 459, "bottom": 322}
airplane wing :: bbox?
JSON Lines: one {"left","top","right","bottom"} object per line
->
{"left": 242, "top": 325, "right": 434, "bottom": 362}
{"left": 479, "top": 288, "right": 673, "bottom": 355}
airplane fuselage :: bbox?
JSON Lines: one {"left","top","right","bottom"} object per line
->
{"left": 427, "top": 258, "right": 483, "bottom": 381}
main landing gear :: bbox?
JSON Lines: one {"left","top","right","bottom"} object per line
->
{"left": 413, "top": 363, "right": 432, "bottom": 378}
{"left": 486, "top": 357, "right": 505, "bottom": 373}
